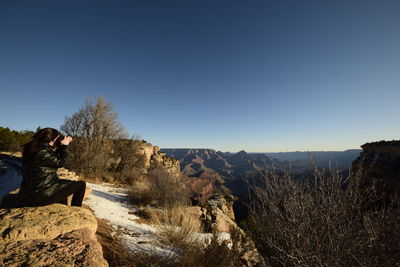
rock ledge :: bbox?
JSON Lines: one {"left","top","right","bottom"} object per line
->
{"left": 0, "top": 204, "right": 108, "bottom": 267}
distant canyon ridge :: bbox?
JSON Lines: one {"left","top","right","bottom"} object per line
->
{"left": 162, "top": 148, "right": 362, "bottom": 176}
{"left": 162, "top": 144, "right": 400, "bottom": 221}
{"left": 161, "top": 148, "right": 362, "bottom": 199}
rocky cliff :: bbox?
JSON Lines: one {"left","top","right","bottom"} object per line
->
{"left": 352, "top": 140, "right": 400, "bottom": 196}
{"left": 162, "top": 148, "right": 278, "bottom": 200}
{"left": 161, "top": 148, "right": 233, "bottom": 178}
{"left": 143, "top": 143, "right": 180, "bottom": 174}
{"left": 0, "top": 204, "right": 108, "bottom": 267}
{"left": 186, "top": 194, "right": 265, "bottom": 266}
{"left": 121, "top": 141, "right": 181, "bottom": 183}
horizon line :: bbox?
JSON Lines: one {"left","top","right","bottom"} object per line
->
{"left": 160, "top": 147, "right": 362, "bottom": 153}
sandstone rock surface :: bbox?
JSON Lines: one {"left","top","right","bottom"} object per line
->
{"left": 136, "top": 142, "right": 180, "bottom": 174}
{"left": 0, "top": 228, "right": 108, "bottom": 267}
{"left": 0, "top": 204, "right": 107, "bottom": 266}
{"left": 0, "top": 204, "right": 97, "bottom": 243}
{"left": 184, "top": 195, "right": 239, "bottom": 233}
{"left": 207, "top": 194, "right": 236, "bottom": 220}
{"left": 210, "top": 208, "right": 236, "bottom": 232}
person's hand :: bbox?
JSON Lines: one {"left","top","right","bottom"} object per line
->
{"left": 61, "top": 136, "right": 73, "bottom": 145}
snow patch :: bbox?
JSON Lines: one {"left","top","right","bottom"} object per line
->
{"left": 84, "top": 182, "right": 231, "bottom": 256}
{"left": 84, "top": 182, "right": 173, "bottom": 256}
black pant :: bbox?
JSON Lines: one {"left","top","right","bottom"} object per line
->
{"left": 49, "top": 180, "right": 86, "bottom": 207}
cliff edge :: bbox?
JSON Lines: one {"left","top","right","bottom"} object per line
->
{"left": 352, "top": 140, "right": 400, "bottom": 196}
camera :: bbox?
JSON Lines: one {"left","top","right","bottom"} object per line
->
{"left": 55, "top": 134, "right": 66, "bottom": 147}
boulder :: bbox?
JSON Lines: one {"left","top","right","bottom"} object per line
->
{"left": 0, "top": 228, "right": 108, "bottom": 267}
{"left": 210, "top": 208, "right": 236, "bottom": 233}
{"left": 185, "top": 199, "right": 238, "bottom": 233}
{"left": 0, "top": 204, "right": 108, "bottom": 266}
{"left": 207, "top": 194, "right": 236, "bottom": 220}
{"left": 0, "top": 204, "right": 97, "bottom": 243}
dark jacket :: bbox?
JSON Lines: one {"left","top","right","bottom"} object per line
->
{"left": 20, "top": 143, "right": 73, "bottom": 205}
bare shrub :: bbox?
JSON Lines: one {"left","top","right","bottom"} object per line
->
{"left": 149, "top": 168, "right": 190, "bottom": 207}
{"left": 173, "top": 232, "right": 243, "bottom": 267}
{"left": 112, "top": 139, "right": 147, "bottom": 184}
{"left": 61, "top": 96, "right": 128, "bottom": 181}
{"left": 97, "top": 202, "right": 244, "bottom": 267}
{"left": 244, "top": 167, "right": 400, "bottom": 266}
{"left": 129, "top": 167, "right": 190, "bottom": 208}
{"left": 128, "top": 180, "right": 154, "bottom": 205}
{"left": 147, "top": 204, "right": 243, "bottom": 267}
{"left": 150, "top": 205, "right": 203, "bottom": 243}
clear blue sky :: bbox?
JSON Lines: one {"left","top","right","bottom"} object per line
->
{"left": 1, "top": 0, "right": 399, "bottom": 152}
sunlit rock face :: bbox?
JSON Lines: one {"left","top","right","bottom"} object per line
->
{"left": 162, "top": 148, "right": 234, "bottom": 178}
{"left": 206, "top": 194, "right": 236, "bottom": 221}
{"left": 182, "top": 200, "right": 265, "bottom": 266}
{"left": 352, "top": 140, "right": 400, "bottom": 196}
{"left": 162, "top": 148, "right": 280, "bottom": 197}
{"left": 0, "top": 204, "right": 108, "bottom": 267}
{"left": 131, "top": 142, "right": 180, "bottom": 175}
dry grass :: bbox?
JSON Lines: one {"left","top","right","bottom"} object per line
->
{"left": 137, "top": 204, "right": 243, "bottom": 267}
{"left": 128, "top": 180, "right": 154, "bottom": 205}
{"left": 149, "top": 205, "right": 203, "bottom": 248}
{"left": 174, "top": 232, "right": 243, "bottom": 267}
{"left": 95, "top": 202, "right": 244, "bottom": 266}
{"left": 128, "top": 167, "right": 190, "bottom": 208}
{"left": 244, "top": 167, "right": 400, "bottom": 266}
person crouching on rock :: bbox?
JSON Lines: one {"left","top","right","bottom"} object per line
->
{"left": 18, "top": 127, "right": 86, "bottom": 207}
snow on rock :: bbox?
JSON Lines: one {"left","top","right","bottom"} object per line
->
{"left": 83, "top": 182, "right": 174, "bottom": 257}
{"left": 84, "top": 182, "right": 231, "bottom": 258}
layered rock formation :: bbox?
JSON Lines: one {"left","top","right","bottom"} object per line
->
{"left": 352, "top": 140, "right": 400, "bottom": 196}
{"left": 162, "top": 149, "right": 280, "bottom": 179}
{"left": 162, "top": 148, "right": 233, "bottom": 178}
{"left": 162, "top": 148, "right": 279, "bottom": 202}
{"left": 136, "top": 142, "right": 180, "bottom": 174}
{"left": 353, "top": 141, "right": 400, "bottom": 177}
{"left": 0, "top": 204, "right": 108, "bottom": 267}
{"left": 206, "top": 194, "right": 236, "bottom": 222}
{"left": 185, "top": 177, "right": 214, "bottom": 202}
{"left": 117, "top": 141, "right": 181, "bottom": 186}
{"left": 163, "top": 148, "right": 362, "bottom": 181}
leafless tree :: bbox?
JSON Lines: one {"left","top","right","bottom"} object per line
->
{"left": 61, "top": 96, "right": 128, "bottom": 180}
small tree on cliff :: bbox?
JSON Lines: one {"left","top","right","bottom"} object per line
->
{"left": 61, "top": 96, "right": 128, "bottom": 180}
